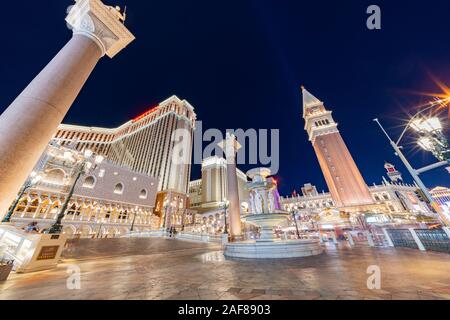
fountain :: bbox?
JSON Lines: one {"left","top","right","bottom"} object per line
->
{"left": 224, "top": 168, "right": 323, "bottom": 259}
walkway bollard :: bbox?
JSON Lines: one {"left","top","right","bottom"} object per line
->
{"left": 366, "top": 232, "right": 375, "bottom": 247}
{"left": 347, "top": 233, "right": 354, "bottom": 246}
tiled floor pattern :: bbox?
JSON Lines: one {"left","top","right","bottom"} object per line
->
{"left": 1, "top": 238, "right": 449, "bottom": 300}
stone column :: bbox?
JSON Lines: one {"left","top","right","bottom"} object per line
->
{"left": 0, "top": 0, "right": 134, "bottom": 221}
{"left": 219, "top": 133, "right": 242, "bottom": 241}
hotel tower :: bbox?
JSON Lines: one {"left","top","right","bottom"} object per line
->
{"left": 302, "top": 87, "right": 374, "bottom": 208}
{"left": 52, "top": 95, "right": 196, "bottom": 194}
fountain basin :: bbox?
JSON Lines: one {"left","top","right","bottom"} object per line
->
{"left": 224, "top": 239, "right": 323, "bottom": 259}
{"left": 244, "top": 213, "right": 290, "bottom": 242}
{"left": 224, "top": 213, "right": 323, "bottom": 259}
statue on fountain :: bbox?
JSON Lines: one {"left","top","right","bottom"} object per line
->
{"left": 223, "top": 167, "right": 323, "bottom": 259}
{"left": 244, "top": 168, "right": 290, "bottom": 242}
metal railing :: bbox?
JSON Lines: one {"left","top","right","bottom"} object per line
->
{"left": 386, "top": 229, "right": 419, "bottom": 249}
{"left": 415, "top": 229, "right": 450, "bottom": 253}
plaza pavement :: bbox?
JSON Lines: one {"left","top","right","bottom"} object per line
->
{"left": 0, "top": 238, "right": 449, "bottom": 300}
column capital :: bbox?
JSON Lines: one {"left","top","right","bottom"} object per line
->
{"left": 66, "top": 0, "right": 135, "bottom": 58}
{"left": 218, "top": 133, "right": 242, "bottom": 160}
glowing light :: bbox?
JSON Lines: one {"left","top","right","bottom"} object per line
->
{"left": 411, "top": 117, "right": 443, "bottom": 133}
{"left": 417, "top": 137, "right": 434, "bottom": 151}
{"left": 132, "top": 105, "right": 159, "bottom": 122}
{"left": 84, "top": 149, "right": 93, "bottom": 158}
{"left": 94, "top": 155, "right": 104, "bottom": 164}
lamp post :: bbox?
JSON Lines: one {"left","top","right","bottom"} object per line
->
{"left": 291, "top": 206, "right": 301, "bottom": 239}
{"left": 97, "top": 217, "right": 106, "bottom": 239}
{"left": 47, "top": 149, "right": 104, "bottom": 234}
{"left": 181, "top": 209, "right": 187, "bottom": 231}
{"left": 130, "top": 206, "right": 139, "bottom": 232}
{"left": 373, "top": 98, "right": 450, "bottom": 226}
{"left": 221, "top": 199, "right": 230, "bottom": 234}
{"left": 162, "top": 204, "right": 168, "bottom": 231}
{"left": 2, "top": 172, "right": 42, "bottom": 223}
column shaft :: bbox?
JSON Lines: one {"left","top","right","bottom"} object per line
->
{"left": 226, "top": 158, "right": 242, "bottom": 239}
{"left": 0, "top": 35, "right": 102, "bottom": 220}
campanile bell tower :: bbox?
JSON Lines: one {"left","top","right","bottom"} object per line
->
{"left": 302, "top": 87, "right": 373, "bottom": 207}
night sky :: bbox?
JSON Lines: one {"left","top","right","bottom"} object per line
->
{"left": 1, "top": 0, "right": 449, "bottom": 196}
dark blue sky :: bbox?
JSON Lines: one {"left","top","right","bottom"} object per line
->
{"left": 1, "top": 0, "right": 449, "bottom": 195}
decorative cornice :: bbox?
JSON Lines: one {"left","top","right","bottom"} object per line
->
{"left": 310, "top": 125, "right": 339, "bottom": 144}
{"left": 66, "top": 0, "right": 135, "bottom": 58}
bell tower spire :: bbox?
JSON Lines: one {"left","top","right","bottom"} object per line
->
{"left": 302, "top": 87, "right": 339, "bottom": 143}
{"left": 301, "top": 87, "right": 373, "bottom": 208}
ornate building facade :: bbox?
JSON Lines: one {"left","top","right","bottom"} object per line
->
{"left": 52, "top": 95, "right": 196, "bottom": 195}
{"left": 9, "top": 143, "right": 160, "bottom": 238}
{"left": 430, "top": 186, "right": 450, "bottom": 206}
{"left": 281, "top": 179, "right": 436, "bottom": 229}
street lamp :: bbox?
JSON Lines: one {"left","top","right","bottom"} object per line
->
{"left": 130, "top": 206, "right": 139, "bottom": 232}
{"left": 221, "top": 199, "right": 230, "bottom": 234}
{"left": 97, "top": 217, "right": 106, "bottom": 239}
{"left": 410, "top": 117, "right": 449, "bottom": 162}
{"left": 162, "top": 204, "right": 168, "bottom": 231}
{"left": 2, "top": 172, "right": 42, "bottom": 223}
{"left": 47, "top": 149, "right": 104, "bottom": 234}
{"left": 291, "top": 206, "right": 301, "bottom": 239}
{"left": 373, "top": 99, "right": 450, "bottom": 226}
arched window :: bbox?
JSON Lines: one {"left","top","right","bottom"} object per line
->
{"left": 374, "top": 194, "right": 381, "bottom": 201}
{"left": 382, "top": 193, "right": 390, "bottom": 200}
{"left": 16, "top": 198, "right": 28, "bottom": 212}
{"left": 45, "top": 168, "right": 66, "bottom": 185}
{"left": 114, "top": 183, "right": 124, "bottom": 194}
{"left": 82, "top": 176, "right": 96, "bottom": 188}
{"left": 26, "top": 198, "right": 40, "bottom": 213}
{"left": 139, "top": 189, "right": 148, "bottom": 199}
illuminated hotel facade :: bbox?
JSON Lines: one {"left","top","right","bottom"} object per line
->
{"left": 187, "top": 156, "right": 250, "bottom": 234}
{"left": 52, "top": 95, "right": 196, "bottom": 195}
{"left": 9, "top": 143, "right": 160, "bottom": 238}
{"left": 189, "top": 156, "right": 249, "bottom": 213}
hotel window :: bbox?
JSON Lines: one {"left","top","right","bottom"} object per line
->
{"left": 140, "top": 189, "right": 148, "bottom": 199}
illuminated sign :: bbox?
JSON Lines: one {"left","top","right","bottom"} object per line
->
{"left": 132, "top": 105, "right": 159, "bottom": 123}
{"left": 37, "top": 246, "right": 59, "bottom": 260}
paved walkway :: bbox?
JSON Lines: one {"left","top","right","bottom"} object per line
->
{"left": 1, "top": 238, "right": 449, "bottom": 300}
